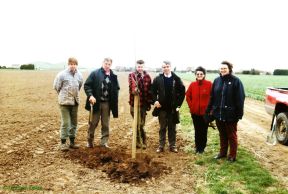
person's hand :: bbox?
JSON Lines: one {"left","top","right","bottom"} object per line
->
{"left": 89, "top": 96, "right": 96, "bottom": 105}
{"left": 154, "top": 101, "right": 161, "bottom": 108}
{"left": 204, "top": 113, "right": 214, "bottom": 123}
{"left": 146, "top": 105, "right": 151, "bottom": 111}
{"left": 131, "top": 88, "right": 139, "bottom": 95}
{"left": 208, "top": 122, "right": 217, "bottom": 130}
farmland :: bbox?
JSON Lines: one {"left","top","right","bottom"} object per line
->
{"left": 179, "top": 73, "right": 288, "bottom": 101}
{"left": 0, "top": 70, "right": 287, "bottom": 193}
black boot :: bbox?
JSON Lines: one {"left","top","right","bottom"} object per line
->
{"left": 87, "top": 138, "right": 94, "bottom": 148}
{"left": 60, "top": 139, "right": 69, "bottom": 151}
{"left": 141, "top": 129, "right": 147, "bottom": 149}
{"left": 69, "top": 137, "right": 80, "bottom": 149}
{"left": 136, "top": 129, "right": 142, "bottom": 148}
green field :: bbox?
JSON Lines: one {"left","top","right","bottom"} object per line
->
{"left": 178, "top": 73, "right": 288, "bottom": 101}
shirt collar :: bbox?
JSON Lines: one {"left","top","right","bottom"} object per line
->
{"left": 67, "top": 68, "right": 77, "bottom": 74}
{"left": 164, "top": 72, "right": 172, "bottom": 78}
{"left": 136, "top": 71, "right": 144, "bottom": 78}
{"left": 101, "top": 67, "right": 110, "bottom": 76}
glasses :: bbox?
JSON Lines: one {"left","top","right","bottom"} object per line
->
{"left": 196, "top": 73, "right": 204, "bottom": 76}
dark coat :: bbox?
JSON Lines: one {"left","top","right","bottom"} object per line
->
{"left": 206, "top": 74, "right": 245, "bottom": 122}
{"left": 84, "top": 68, "right": 120, "bottom": 118}
{"left": 151, "top": 72, "right": 185, "bottom": 111}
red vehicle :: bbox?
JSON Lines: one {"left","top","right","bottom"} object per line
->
{"left": 265, "top": 87, "right": 288, "bottom": 145}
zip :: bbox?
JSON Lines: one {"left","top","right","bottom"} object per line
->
{"left": 198, "top": 83, "right": 201, "bottom": 115}
{"left": 220, "top": 81, "right": 225, "bottom": 121}
{"left": 172, "top": 80, "right": 176, "bottom": 109}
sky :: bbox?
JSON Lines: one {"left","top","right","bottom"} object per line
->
{"left": 0, "top": 0, "right": 288, "bottom": 72}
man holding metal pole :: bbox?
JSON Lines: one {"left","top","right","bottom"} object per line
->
{"left": 128, "top": 60, "right": 153, "bottom": 150}
{"left": 84, "top": 58, "right": 120, "bottom": 148}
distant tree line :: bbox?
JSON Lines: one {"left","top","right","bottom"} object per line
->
{"left": 273, "top": 69, "right": 288, "bottom": 75}
{"left": 0, "top": 66, "right": 17, "bottom": 69}
{"left": 207, "top": 70, "right": 219, "bottom": 73}
{"left": 20, "top": 64, "right": 35, "bottom": 70}
{"left": 242, "top": 68, "right": 261, "bottom": 75}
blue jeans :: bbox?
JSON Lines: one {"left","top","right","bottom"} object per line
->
{"left": 59, "top": 105, "right": 78, "bottom": 139}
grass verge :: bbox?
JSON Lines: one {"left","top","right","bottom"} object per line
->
{"left": 180, "top": 102, "right": 287, "bottom": 194}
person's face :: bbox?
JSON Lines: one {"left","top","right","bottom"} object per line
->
{"left": 162, "top": 63, "right": 171, "bottom": 75}
{"left": 68, "top": 62, "right": 77, "bottom": 73}
{"left": 195, "top": 71, "right": 205, "bottom": 80}
{"left": 136, "top": 64, "right": 144, "bottom": 74}
{"left": 220, "top": 64, "right": 229, "bottom": 76}
{"left": 102, "top": 60, "right": 112, "bottom": 72}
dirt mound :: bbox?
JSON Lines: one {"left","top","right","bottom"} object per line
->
{"left": 64, "top": 146, "right": 171, "bottom": 183}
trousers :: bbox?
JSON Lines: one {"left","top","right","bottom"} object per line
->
{"left": 87, "top": 102, "right": 110, "bottom": 145}
{"left": 216, "top": 120, "right": 238, "bottom": 159}
{"left": 59, "top": 105, "right": 78, "bottom": 139}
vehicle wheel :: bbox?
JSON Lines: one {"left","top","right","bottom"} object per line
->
{"left": 275, "top": 112, "right": 288, "bottom": 145}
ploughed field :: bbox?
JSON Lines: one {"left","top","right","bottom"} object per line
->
{"left": 0, "top": 70, "right": 287, "bottom": 193}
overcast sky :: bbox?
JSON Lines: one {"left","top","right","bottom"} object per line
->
{"left": 1, "top": 0, "right": 288, "bottom": 71}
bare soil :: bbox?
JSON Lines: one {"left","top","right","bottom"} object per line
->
{"left": 0, "top": 71, "right": 287, "bottom": 193}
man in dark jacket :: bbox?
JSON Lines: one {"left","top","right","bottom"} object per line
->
{"left": 206, "top": 61, "right": 245, "bottom": 162}
{"left": 152, "top": 61, "right": 185, "bottom": 153}
{"left": 84, "top": 58, "right": 120, "bottom": 148}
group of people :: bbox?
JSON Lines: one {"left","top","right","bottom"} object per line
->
{"left": 186, "top": 61, "right": 245, "bottom": 162}
{"left": 53, "top": 57, "right": 245, "bottom": 162}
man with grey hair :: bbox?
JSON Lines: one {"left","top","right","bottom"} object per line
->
{"left": 151, "top": 61, "right": 185, "bottom": 153}
{"left": 84, "top": 58, "right": 120, "bottom": 148}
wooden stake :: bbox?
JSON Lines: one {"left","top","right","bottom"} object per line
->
{"left": 132, "top": 95, "right": 139, "bottom": 159}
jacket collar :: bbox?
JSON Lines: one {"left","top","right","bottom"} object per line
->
{"left": 134, "top": 70, "right": 147, "bottom": 77}
{"left": 197, "top": 79, "right": 204, "bottom": 85}
{"left": 220, "top": 73, "right": 232, "bottom": 81}
{"left": 101, "top": 67, "right": 113, "bottom": 76}
{"left": 160, "top": 71, "right": 174, "bottom": 78}
{"left": 164, "top": 72, "right": 172, "bottom": 78}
